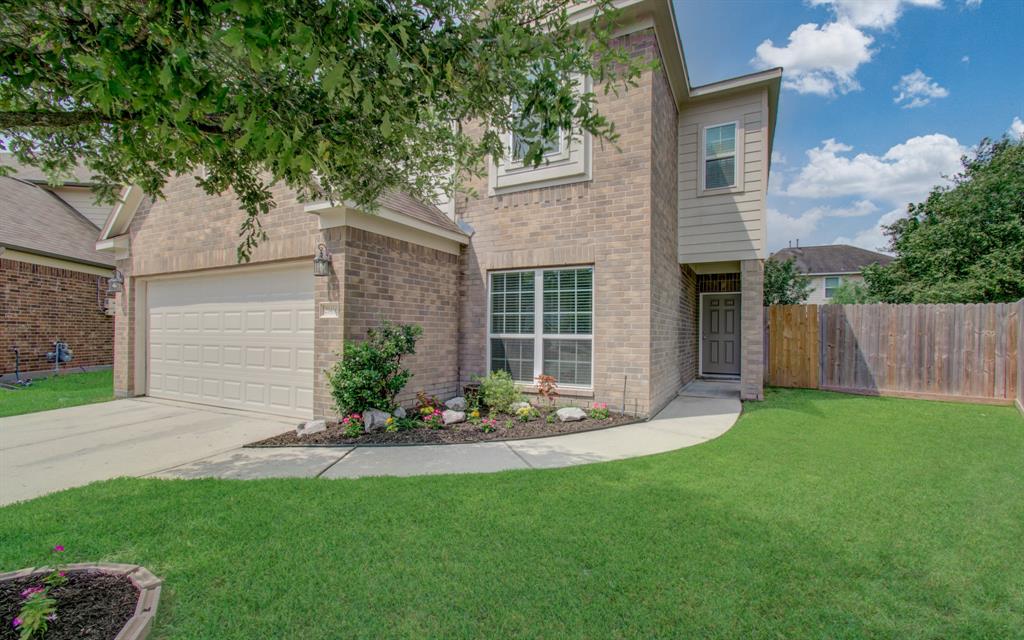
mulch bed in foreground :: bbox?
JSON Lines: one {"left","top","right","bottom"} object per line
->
{"left": 0, "top": 571, "right": 138, "bottom": 640}
{"left": 249, "top": 407, "right": 639, "bottom": 446}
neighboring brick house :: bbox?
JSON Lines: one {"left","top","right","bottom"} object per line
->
{"left": 0, "top": 157, "right": 115, "bottom": 377}
{"left": 771, "top": 244, "right": 894, "bottom": 304}
{"left": 96, "top": 0, "right": 781, "bottom": 419}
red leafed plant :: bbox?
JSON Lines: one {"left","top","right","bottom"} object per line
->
{"left": 536, "top": 374, "right": 559, "bottom": 406}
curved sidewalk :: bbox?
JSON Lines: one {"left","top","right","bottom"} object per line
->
{"left": 155, "top": 393, "right": 741, "bottom": 480}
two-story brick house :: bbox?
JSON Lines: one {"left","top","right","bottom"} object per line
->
{"left": 97, "top": 0, "right": 780, "bottom": 419}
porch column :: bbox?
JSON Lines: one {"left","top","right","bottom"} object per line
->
{"left": 740, "top": 259, "right": 764, "bottom": 401}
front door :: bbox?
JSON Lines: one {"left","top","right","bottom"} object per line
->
{"left": 701, "top": 293, "right": 741, "bottom": 376}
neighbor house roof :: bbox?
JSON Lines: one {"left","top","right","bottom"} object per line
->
{"left": 770, "top": 245, "right": 894, "bottom": 275}
{"left": 0, "top": 153, "right": 98, "bottom": 187}
{"left": 0, "top": 176, "right": 115, "bottom": 268}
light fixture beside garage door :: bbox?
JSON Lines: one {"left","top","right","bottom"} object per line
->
{"left": 107, "top": 268, "right": 125, "bottom": 293}
{"left": 313, "top": 243, "right": 332, "bottom": 277}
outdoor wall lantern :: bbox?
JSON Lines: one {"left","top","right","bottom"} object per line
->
{"left": 313, "top": 244, "right": 332, "bottom": 277}
{"left": 107, "top": 268, "right": 125, "bottom": 294}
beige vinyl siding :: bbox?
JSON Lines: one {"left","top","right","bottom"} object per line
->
{"left": 52, "top": 186, "right": 109, "bottom": 228}
{"left": 678, "top": 88, "right": 768, "bottom": 264}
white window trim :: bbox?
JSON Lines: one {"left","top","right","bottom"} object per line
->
{"left": 486, "top": 267, "right": 594, "bottom": 390}
{"left": 698, "top": 120, "right": 745, "bottom": 197}
{"left": 824, "top": 276, "right": 842, "bottom": 299}
{"left": 506, "top": 127, "right": 568, "bottom": 168}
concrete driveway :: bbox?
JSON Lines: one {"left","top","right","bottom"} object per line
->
{"left": 0, "top": 398, "right": 295, "bottom": 505}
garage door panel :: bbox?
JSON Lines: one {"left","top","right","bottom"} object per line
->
{"left": 147, "top": 264, "right": 313, "bottom": 418}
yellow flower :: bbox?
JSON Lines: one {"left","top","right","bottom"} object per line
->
{"left": 471, "top": 410, "right": 480, "bottom": 418}
{"left": 386, "top": 417, "right": 394, "bottom": 424}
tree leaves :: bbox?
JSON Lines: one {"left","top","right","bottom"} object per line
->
{"left": 0, "top": 0, "right": 649, "bottom": 260}
{"left": 864, "top": 137, "right": 1024, "bottom": 303}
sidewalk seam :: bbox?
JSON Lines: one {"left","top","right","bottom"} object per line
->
{"left": 316, "top": 447, "right": 356, "bottom": 478}
{"left": 503, "top": 442, "right": 536, "bottom": 469}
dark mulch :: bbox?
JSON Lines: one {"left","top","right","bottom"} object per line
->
{"left": 249, "top": 407, "right": 638, "bottom": 446}
{"left": 0, "top": 570, "right": 138, "bottom": 640}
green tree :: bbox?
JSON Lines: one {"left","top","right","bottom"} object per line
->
{"left": 764, "top": 257, "right": 812, "bottom": 305}
{"left": 0, "top": 0, "right": 649, "bottom": 259}
{"left": 828, "top": 280, "right": 875, "bottom": 304}
{"left": 863, "top": 136, "right": 1024, "bottom": 303}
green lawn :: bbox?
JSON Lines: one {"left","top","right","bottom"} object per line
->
{"left": 0, "top": 369, "right": 113, "bottom": 417}
{"left": 1, "top": 389, "right": 1021, "bottom": 638}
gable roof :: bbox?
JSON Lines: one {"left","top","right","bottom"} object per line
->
{"left": 377, "top": 190, "right": 464, "bottom": 236}
{"left": 0, "top": 177, "right": 115, "bottom": 267}
{"left": 0, "top": 153, "right": 98, "bottom": 187}
{"left": 770, "top": 245, "right": 894, "bottom": 275}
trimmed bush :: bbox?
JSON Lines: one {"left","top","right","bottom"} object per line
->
{"left": 328, "top": 322, "right": 422, "bottom": 415}
{"left": 476, "top": 370, "right": 523, "bottom": 414}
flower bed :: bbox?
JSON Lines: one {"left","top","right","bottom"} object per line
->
{"left": 249, "top": 405, "right": 638, "bottom": 447}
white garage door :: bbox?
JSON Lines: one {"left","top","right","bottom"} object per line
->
{"left": 147, "top": 264, "right": 315, "bottom": 418}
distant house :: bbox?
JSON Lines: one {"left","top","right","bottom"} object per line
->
{"left": 0, "top": 154, "right": 115, "bottom": 377}
{"left": 770, "top": 244, "right": 893, "bottom": 304}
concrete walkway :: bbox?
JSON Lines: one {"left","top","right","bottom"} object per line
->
{"left": 154, "top": 391, "right": 741, "bottom": 480}
{"left": 0, "top": 399, "right": 295, "bottom": 505}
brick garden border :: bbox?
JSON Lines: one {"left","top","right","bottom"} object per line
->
{"left": 0, "top": 563, "right": 161, "bottom": 640}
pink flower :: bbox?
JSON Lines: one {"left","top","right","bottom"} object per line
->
{"left": 12, "top": 618, "right": 22, "bottom": 628}
{"left": 53, "top": 545, "right": 64, "bottom": 552}
{"left": 593, "top": 402, "right": 607, "bottom": 410}
{"left": 20, "top": 586, "right": 44, "bottom": 598}
{"left": 58, "top": 572, "right": 66, "bottom": 577}
{"left": 46, "top": 614, "right": 57, "bottom": 622}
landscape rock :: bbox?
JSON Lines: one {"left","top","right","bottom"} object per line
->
{"left": 295, "top": 419, "right": 327, "bottom": 437}
{"left": 442, "top": 410, "right": 466, "bottom": 425}
{"left": 445, "top": 396, "right": 467, "bottom": 411}
{"left": 556, "top": 407, "right": 587, "bottom": 422}
{"left": 393, "top": 407, "right": 407, "bottom": 419}
{"left": 363, "top": 409, "right": 391, "bottom": 433}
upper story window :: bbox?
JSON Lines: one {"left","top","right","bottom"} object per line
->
{"left": 704, "top": 122, "right": 736, "bottom": 190}
{"left": 489, "top": 76, "right": 593, "bottom": 196}
{"left": 824, "top": 276, "right": 841, "bottom": 299}
{"left": 699, "top": 121, "right": 744, "bottom": 196}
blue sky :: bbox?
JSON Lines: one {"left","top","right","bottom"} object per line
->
{"left": 675, "top": 0, "right": 1024, "bottom": 253}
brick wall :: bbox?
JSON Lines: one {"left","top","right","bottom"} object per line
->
{"left": 740, "top": 259, "right": 765, "bottom": 400}
{"left": 339, "top": 227, "right": 460, "bottom": 412}
{"left": 1, "top": 258, "right": 113, "bottom": 374}
{"left": 648, "top": 51, "right": 684, "bottom": 415}
{"left": 680, "top": 265, "right": 698, "bottom": 387}
{"left": 456, "top": 30, "right": 669, "bottom": 416}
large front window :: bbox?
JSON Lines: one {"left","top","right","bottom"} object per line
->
{"left": 489, "top": 267, "right": 593, "bottom": 387}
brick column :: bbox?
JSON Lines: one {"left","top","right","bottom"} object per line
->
{"left": 312, "top": 228, "right": 345, "bottom": 419}
{"left": 740, "top": 259, "right": 764, "bottom": 401}
{"left": 112, "top": 266, "right": 136, "bottom": 399}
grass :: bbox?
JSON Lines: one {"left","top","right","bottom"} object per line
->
{"left": 1, "top": 389, "right": 1021, "bottom": 638}
{"left": 0, "top": 370, "right": 113, "bottom": 418}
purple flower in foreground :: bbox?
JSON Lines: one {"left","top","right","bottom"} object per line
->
{"left": 53, "top": 545, "right": 64, "bottom": 552}
{"left": 12, "top": 618, "right": 22, "bottom": 628}
{"left": 46, "top": 614, "right": 57, "bottom": 622}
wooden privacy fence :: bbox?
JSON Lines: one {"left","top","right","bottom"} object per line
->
{"left": 766, "top": 302, "right": 1022, "bottom": 405}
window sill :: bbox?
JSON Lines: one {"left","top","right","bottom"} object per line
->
{"left": 697, "top": 185, "right": 744, "bottom": 198}
{"left": 515, "top": 384, "right": 594, "bottom": 399}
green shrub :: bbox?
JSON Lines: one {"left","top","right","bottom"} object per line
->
{"left": 588, "top": 403, "right": 610, "bottom": 420}
{"left": 328, "top": 322, "right": 422, "bottom": 415}
{"left": 515, "top": 405, "right": 539, "bottom": 422}
{"left": 476, "top": 370, "right": 523, "bottom": 414}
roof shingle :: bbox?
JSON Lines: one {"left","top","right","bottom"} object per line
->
{"left": 0, "top": 177, "right": 114, "bottom": 267}
{"left": 770, "top": 244, "right": 893, "bottom": 274}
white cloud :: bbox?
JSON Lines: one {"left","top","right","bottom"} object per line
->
{"left": 810, "top": 0, "right": 943, "bottom": 29}
{"left": 893, "top": 69, "right": 949, "bottom": 108}
{"left": 1010, "top": 116, "right": 1024, "bottom": 140}
{"left": 753, "top": 22, "right": 874, "bottom": 96}
{"left": 961, "top": 55, "right": 970, "bottom": 63}
{"left": 785, "top": 134, "right": 965, "bottom": 204}
{"left": 833, "top": 208, "right": 905, "bottom": 252}
{"left": 768, "top": 200, "right": 881, "bottom": 250}
{"left": 964, "top": 0, "right": 982, "bottom": 8}
{"left": 771, "top": 151, "right": 788, "bottom": 165}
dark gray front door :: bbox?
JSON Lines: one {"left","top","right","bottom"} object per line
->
{"left": 701, "top": 294, "right": 741, "bottom": 376}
